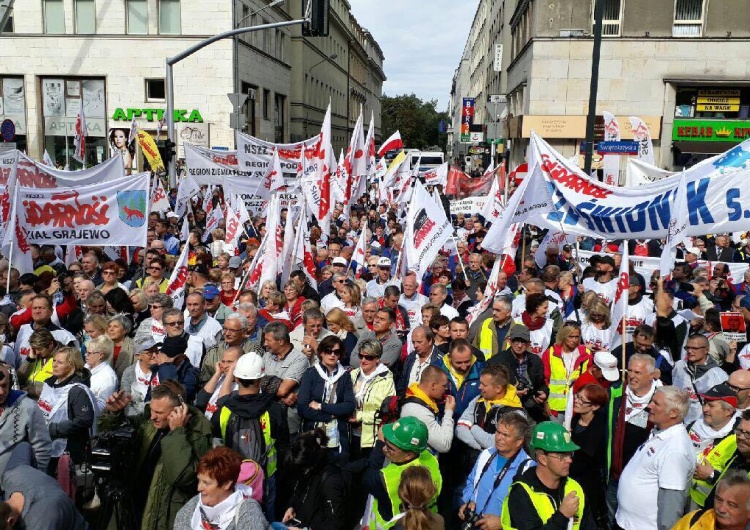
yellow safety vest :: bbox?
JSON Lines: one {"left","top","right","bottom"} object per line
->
{"left": 219, "top": 408, "right": 277, "bottom": 476}
{"left": 689, "top": 434, "right": 737, "bottom": 507}
{"left": 367, "top": 450, "right": 442, "bottom": 530}
{"left": 501, "top": 477, "right": 586, "bottom": 530}
{"left": 478, "top": 319, "right": 497, "bottom": 359}
{"left": 29, "top": 358, "right": 53, "bottom": 384}
{"left": 547, "top": 347, "right": 589, "bottom": 412}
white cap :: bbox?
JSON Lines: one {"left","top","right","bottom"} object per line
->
{"left": 234, "top": 352, "right": 265, "bottom": 380}
{"left": 377, "top": 257, "right": 392, "bottom": 267}
{"left": 594, "top": 351, "right": 619, "bottom": 382}
{"left": 166, "top": 211, "right": 180, "bottom": 219}
{"left": 332, "top": 256, "right": 348, "bottom": 266}
{"left": 686, "top": 247, "right": 701, "bottom": 255}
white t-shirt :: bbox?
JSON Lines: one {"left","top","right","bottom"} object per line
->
{"left": 511, "top": 293, "right": 557, "bottom": 320}
{"left": 582, "top": 277, "right": 618, "bottom": 306}
{"left": 616, "top": 423, "right": 695, "bottom": 530}
{"left": 399, "top": 293, "right": 429, "bottom": 329}
{"left": 610, "top": 297, "right": 655, "bottom": 351}
{"left": 581, "top": 322, "right": 612, "bottom": 353}
{"left": 320, "top": 292, "right": 345, "bottom": 315}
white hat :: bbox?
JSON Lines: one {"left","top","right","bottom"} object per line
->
{"left": 166, "top": 211, "right": 179, "bottom": 219}
{"left": 377, "top": 257, "right": 392, "bottom": 268}
{"left": 594, "top": 351, "right": 619, "bottom": 382}
{"left": 332, "top": 257, "right": 348, "bottom": 266}
{"left": 234, "top": 352, "right": 265, "bottom": 380}
{"left": 686, "top": 247, "right": 701, "bottom": 255}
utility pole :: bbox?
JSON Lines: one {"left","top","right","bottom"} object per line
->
{"left": 584, "top": 0, "right": 604, "bottom": 175}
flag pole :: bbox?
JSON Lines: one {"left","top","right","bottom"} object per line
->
{"left": 621, "top": 239, "right": 629, "bottom": 382}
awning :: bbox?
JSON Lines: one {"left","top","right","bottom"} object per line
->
{"left": 672, "top": 141, "right": 740, "bottom": 154}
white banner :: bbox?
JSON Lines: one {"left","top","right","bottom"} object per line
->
{"left": 450, "top": 196, "right": 487, "bottom": 215}
{"left": 525, "top": 132, "right": 750, "bottom": 240}
{"left": 235, "top": 131, "right": 319, "bottom": 178}
{"left": 165, "top": 243, "right": 190, "bottom": 309}
{"left": 6, "top": 172, "right": 150, "bottom": 246}
{"left": 403, "top": 181, "right": 452, "bottom": 280}
{"left": 625, "top": 158, "right": 675, "bottom": 187}
{"left": 8, "top": 152, "right": 124, "bottom": 188}
{"left": 224, "top": 175, "right": 298, "bottom": 217}
{"left": 184, "top": 144, "right": 251, "bottom": 185}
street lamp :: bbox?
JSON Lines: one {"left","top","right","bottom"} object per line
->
{"left": 304, "top": 53, "right": 337, "bottom": 137}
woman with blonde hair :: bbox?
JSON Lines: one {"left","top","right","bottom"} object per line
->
{"left": 389, "top": 466, "right": 444, "bottom": 530}
{"left": 83, "top": 335, "right": 118, "bottom": 410}
{"left": 325, "top": 307, "right": 358, "bottom": 363}
{"left": 580, "top": 297, "right": 612, "bottom": 353}
{"left": 340, "top": 283, "right": 362, "bottom": 321}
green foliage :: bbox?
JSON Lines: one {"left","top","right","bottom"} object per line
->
{"left": 380, "top": 94, "right": 448, "bottom": 151}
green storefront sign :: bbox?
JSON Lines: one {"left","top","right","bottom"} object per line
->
{"left": 673, "top": 119, "right": 750, "bottom": 142}
{"left": 111, "top": 108, "right": 204, "bottom": 123}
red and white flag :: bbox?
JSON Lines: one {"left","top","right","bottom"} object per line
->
{"left": 351, "top": 232, "right": 368, "bottom": 278}
{"left": 255, "top": 148, "right": 286, "bottom": 201}
{"left": 165, "top": 242, "right": 190, "bottom": 309}
{"left": 629, "top": 116, "right": 655, "bottom": 166}
{"left": 150, "top": 176, "right": 171, "bottom": 213}
{"left": 364, "top": 112, "right": 377, "bottom": 179}
{"left": 258, "top": 195, "right": 283, "bottom": 288}
{"left": 377, "top": 130, "right": 403, "bottom": 157}
{"left": 180, "top": 215, "right": 190, "bottom": 242}
{"left": 291, "top": 206, "right": 318, "bottom": 290}
{"left": 311, "top": 104, "right": 334, "bottom": 241}
{"left": 73, "top": 108, "right": 87, "bottom": 166}
{"left": 423, "top": 162, "right": 449, "bottom": 187}
{"left": 202, "top": 205, "right": 224, "bottom": 242}
{"left": 466, "top": 257, "right": 503, "bottom": 326}
{"left": 65, "top": 245, "right": 83, "bottom": 267}
{"left": 608, "top": 243, "right": 630, "bottom": 352}
{"left": 602, "top": 111, "right": 621, "bottom": 186}
{"left": 224, "top": 204, "right": 244, "bottom": 247}
{"left": 402, "top": 181, "right": 452, "bottom": 281}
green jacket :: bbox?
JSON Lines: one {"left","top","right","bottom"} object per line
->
{"left": 350, "top": 367, "right": 396, "bottom": 449}
{"left": 98, "top": 404, "right": 212, "bottom": 530}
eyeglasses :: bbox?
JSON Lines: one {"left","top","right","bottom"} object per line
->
{"left": 729, "top": 383, "right": 750, "bottom": 393}
{"left": 84, "top": 350, "right": 102, "bottom": 356}
{"left": 149, "top": 304, "right": 162, "bottom": 309}
{"left": 321, "top": 348, "right": 342, "bottom": 356}
{"left": 574, "top": 394, "right": 593, "bottom": 406}
{"left": 140, "top": 350, "right": 158, "bottom": 356}
{"left": 545, "top": 452, "right": 575, "bottom": 461}
{"left": 335, "top": 279, "right": 346, "bottom": 284}
{"left": 164, "top": 321, "right": 184, "bottom": 327}
{"left": 736, "top": 429, "right": 750, "bottom": 439}
{"left": 358, "top": 354, "right": 379, "bottom": 361}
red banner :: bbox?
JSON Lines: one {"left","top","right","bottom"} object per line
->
{"left": 445, "top": 166, "right": 494, "bottom": 198}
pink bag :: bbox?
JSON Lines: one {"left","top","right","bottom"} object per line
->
{"left": 237, "top": 459, "right": 264, "bottom": 503}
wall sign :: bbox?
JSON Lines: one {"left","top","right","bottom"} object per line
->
{"left": 672, "top": 119, "right": 750, "bottom": 142}
{"left": 111, "top": 108, "right": 204, "bottom": 123}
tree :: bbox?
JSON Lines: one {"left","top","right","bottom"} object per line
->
{"left": 380, "top": 94, "right": 448, "bottom": 151}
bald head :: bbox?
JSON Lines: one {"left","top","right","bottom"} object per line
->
{"left": 730, "top": 370, "right": 750, "bottom": 409}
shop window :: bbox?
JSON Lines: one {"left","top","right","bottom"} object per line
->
{"left": 75, "top": 0, "right": 95, "bottom": 34}
{"left": 44, "top": 0, "right": 65, "bottom": 34}
{"left": 597, "top": 0, "right": 622, "bottom": 37}
{"left": 145, "top": 79, "right": 166, "bottom": 102}
{"left": 673, "top": 0, "right": 705, "bottom": 37}
{"left": 127, "top": 0, "right": 148, "bottom": 34}
{"left": 158, "top": 0, "right": 181, "bottom": 35}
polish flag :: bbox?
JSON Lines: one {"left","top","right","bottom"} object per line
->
{"left": 377, "top": 130, "right": 403, "bottom": 156}
{"left": 165, "top": 243, "right": 190, "bottom": 309}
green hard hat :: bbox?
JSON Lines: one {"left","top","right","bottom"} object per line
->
{"left": 530, "top": 422, "right": 580, "bottom": 453}
{"left": 382, "top": 417, "right": 429, "bottom": 453}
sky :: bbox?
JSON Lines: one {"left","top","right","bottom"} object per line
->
{"left": 348, "top": 0, "right": 477, "bottom": 111}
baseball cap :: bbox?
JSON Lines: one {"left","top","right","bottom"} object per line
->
{"left": 159, "top": 334, "right": 188, "bottom": 358}
{"left": 562, "top": 244, "right": 573, "bottom": 252}
{"left": 594, "top": 351, "right": 619, "bottom": 382}
{"left": 701, "top": 383, "right": 738, "bottom": 408}
{"left": 166, "top": 212, "right": 179, "bottom": 219}
{"left": 136, "top": 336, "right": 158, "bottom": 352}
{"left": 686, "top": 247, "right": 701, "bottom": 255}
{"left": 203, "top": 284, "right": 220, "bottom": 300}
{"left": 228, "top": 256, "right": 242, "bottom": 268}
{"left": 629, "top": 276, "right": 641, "bottom": 287}
{"left": 332, "top": 257, "right": 348, "bottom": 266}
{"left": 508, "top": 325, "right": 531, "bottom": 343}
{"left": 377, "top": 257, "right": 392, "bottom": 268}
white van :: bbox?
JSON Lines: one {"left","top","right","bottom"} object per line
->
{"left": 409, "top": 151, "right": 444, "bottom": 172}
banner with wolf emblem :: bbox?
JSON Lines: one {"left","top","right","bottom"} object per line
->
{"left": 402, "top": 181, "right": 452, "bottom": 281}
{"left": 4, "top": 172, "right": 150, "bottom": 247}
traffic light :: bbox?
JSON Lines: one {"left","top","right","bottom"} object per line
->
{"left": 302, "top": 0, "right": 329, "bottom": 37}
{"left": 164, "top": 140, "right": 177, "bottom": 164}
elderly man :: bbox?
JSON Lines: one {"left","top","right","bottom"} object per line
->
{"left": 200, "top": 312, "right": 264, "bottom": 384}
{"left": 351, "top": 308, "right": 403, "bottom": 369}
{"left": 366, "top": 256, "right": 398, "bottom": 298}
{"left": 474, "top": 296, "right": 513, "bottom": 359}
{"left": 399, "top": 273, "right": 428, "bottom": 329}
{"left": 81, "top": 251, "right": 103, "bottom": 286}
{"left": 184, "top": 291, "right": 223, "bottom": 352}
{"left": 320, "top": 272, "right": 349, "bottom": 314}
{"left": 235, "top": 301, "right": 265, "bottom": 344}
{"left": 398, "top": 326, "right": 442, "bottom": 394}
{"left": 289, "top": 308, "right": 332, "bottom": 363}
{"left": 688, "top": 383, "right": 740, "bottom": 509}
{"left": 729, "top": 370, "right": 750, "bottom": 412}
{"left": 673, "top": 334, "right": 729, "bottom": 424}
{"left": 14, "top": 294, "right": 77, "bottom": 360}
{"left": 354, "top": 296, "right": 379, "bottom": 333}
{"left": 465, "top": 253, "right": 488, "bottom": 300}
{"left": 203, "top": 284, "right": 232, "bottom": 325}
{"left": 318, "top": 256, "right": 349, "bottom": 299}
{"left": 428, "top": 284, "right": 459, "bottom": 320}
{"left": 676, "top": 471, "right": 750, "bottom": 530}
{"left": 616, "top": 386, "right": 695, "bottom": 530}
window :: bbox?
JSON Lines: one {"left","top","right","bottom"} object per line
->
{"left": 159, "top": 0, "right": 180, "bottom": 35}
{"left": 146, "top": 79, "right": 166, "bottom": 101}
{"left": 674, "top": 0, "right": 705, "bottom": 37}
{"left": 274, "top": 93, "right": 285, "bottom": 143}
{"left": 1, "top": 15, "right": 13, "bottom": 33}
{"left": 261, "top": 18, "right": 269, "bottom": 52}
{"left": 75, "top": 0, "right": 95, "bottom": 34}
{"left": 127, "top": 0, "right": 148, "bottom": 34}
{"left": 44, "top": 0, "right": 65, "bottom": 34}
{"left": 599, "top": 0, "right": 622, "bottom": 36}
{"left": 241, "top": 82, "right": 257, "bottom": 136}
{"left": 241, "top": 5, "right": 249, "bottom": 27}
{"left": 263, "top": 89, "right": 271, "bottom": 120}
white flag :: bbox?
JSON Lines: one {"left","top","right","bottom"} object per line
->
{"left": 351, "top": 232, "right": 368, "bottom": 278}
{"left": 224, "top": 204, "right": 244, "bottom": 247}
{"left": 165, "top": 243, "right": 190, "bottom": 309}
{"left": 42, "top": 150, "right": 54, "bottom": 167}
{"left": 602, "top": 111, "right": 621, "bottom": 186}
{"left": 175, "top": 174, "right": 200, "bottom": 217}
{"left": 258, "top": 195, "right": 283, "bottom": 288}
{"left": 180, "top": 216, "right": 190, "bottom": 242}
{"left": 150, "top": 176, "right": 171, "bottom": 213}
{"left": 659, "top": 171, "right": 690, "bottom": 278}
{"left": 629, "top": 116, "right": 655, "bottom": 166}
{"left": 202, "top": 205, "right": 224, "bottom": 242}
{"left": 311, "top": 104, "right": 334, "bottom": 240}
{"left": 609, "top": 243, "right": 630, "bottom": 355}
{"left": 73, "top": 108, "right": 87, "bottom": 166}
{"left": 291, "top": 204, "right": 318, "bottom": 290}
{"left": 128, "top": 116, "right": 139, "bottom": 146}
{"left": 255, "top": 149, "right": 286, "bottom": 200}
{"left": 402, "top": 181, "right": 452, "bottom": 281}
{"left": 466, "top": 257, "right": 503, "bottom": 326}
{"left": 480, "top": 172, "right": 504, "bottom": 222}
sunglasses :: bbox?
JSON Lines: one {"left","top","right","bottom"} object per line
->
{"left": 358, "top": 354, "right": 379, "bottom": 361}
{"left": 164, "top": 321, "right": 184, "bottom": 326}
{"left": 149, "top": 304, "right": 162, "bottom": 309}
{"left": 321, "top": 348, "right": 342, "bottom": 356}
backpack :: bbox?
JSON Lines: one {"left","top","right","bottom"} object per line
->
{"left": 376, "top": 394, "right": 425, "bottom": 425}
{"left": 223, "top": 411, "right": 269, "bottom": 469}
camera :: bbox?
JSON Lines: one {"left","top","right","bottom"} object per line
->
{"left": 516, "top": 375, "right": 532, "bottom": 393}
{"left": 460, "top": 508, "right": 481, "bottom": 530}
{"left": 89, "top": 424, "right": 137, "bottom": 476}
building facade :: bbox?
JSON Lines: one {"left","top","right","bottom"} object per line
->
{"left": 452, "top": 0, "right": 750, "bottom": 176}
{"left": 0, "top": 0, "right": 384, "bottom": 170}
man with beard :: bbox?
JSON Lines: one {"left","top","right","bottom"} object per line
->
{"left": 582, "top": 255, "right": 618, "bottom": 306}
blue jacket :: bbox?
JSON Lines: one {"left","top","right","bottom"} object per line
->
{"left": 432, "top": 355, "right": 485, "bottom": 418}
{"left": 396, "top": 347, "right": 442, "bottom": 395}
{"left": 150, "top": 358, "right": 200, "bottom": 403}
{"left": 297, "top": 366, "right": 356, "bottom": 453}
{"left": 461, "top": 447, "right": 534, "bottom": 517}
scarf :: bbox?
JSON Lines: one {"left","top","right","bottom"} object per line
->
{"left": 689, "top": 416, "right": 737, "bottom": 458}
{"left": 442, "top": 353, "right": 475, "bottom": 389}
{"left": 406, "top": 383, "right": 439, "bottom": 414}
{"left": 354, "top": 363, "right": 390, "bottom": 407}
{"left": 624, "top": 381, "right": 657, "bottom": 426}
{"left": 476, "top": 386, "right": 523, "bottom": 427}
{"left": 190, "top": 490, "right": 244, "bottom": 530}
{"left": 521, "top": 311, "right": 547, "bottom": 331}
{"left": 314, "top": 362, "right": 346, "bottom": 404}
{"left": 611, "top": 381, "right": 656, "bottom": 479}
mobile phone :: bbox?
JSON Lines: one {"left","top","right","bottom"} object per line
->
{"left": 286, "top": 518, "right": 302, "bottom": 527}
{"left": 177, "top": 394, "right": 185, "bottom": 406}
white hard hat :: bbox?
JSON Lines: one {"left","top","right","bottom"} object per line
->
{"left": 234, "top": 352, "right": 265, "bottom": 380}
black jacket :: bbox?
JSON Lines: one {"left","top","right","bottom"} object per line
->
{"left": 396, "top": 347, "right": 442, "bottom": 395}
{"left": 211, "top": 392, "right": 289, "bottom": 454}
{"left": 488, "top": 348, "right": 548, "bottom": 402}
{"left": 44, "top": 370, "right": 95, "bottom": 466}
{"left": 297, "top": 366, "right": 356, "bottom": 453}
{"left": 289, "top": 461, "right": 347, "bottom": 530}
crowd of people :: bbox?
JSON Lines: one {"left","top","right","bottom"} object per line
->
{"left": 2, "top": 184, "right": 750, "bottom": 530}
